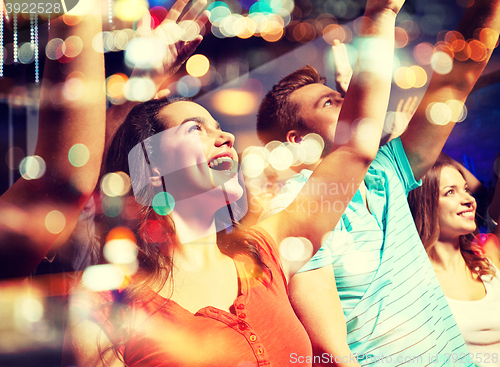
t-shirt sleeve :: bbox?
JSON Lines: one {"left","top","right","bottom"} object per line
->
{"left": 371, "top": 137, "right": 421, "bottom": 195}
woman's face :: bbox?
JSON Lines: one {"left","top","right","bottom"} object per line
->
{"left": 147, "top": 101, "right": 243, "bottom": 207}
{"left": 437, "top": 166, "right": 477, "bottom": 241}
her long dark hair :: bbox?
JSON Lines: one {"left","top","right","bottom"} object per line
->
{"left": 99, "top": 98, "right": 271, "bottom": 363}
{"left": 408, "top": 157, "right": 494, "bottom": 277}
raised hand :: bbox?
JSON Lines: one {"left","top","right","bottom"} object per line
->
{"left": 393, "top": 95, "right": 418, "bottom": 135}
{"left": 332, "top": 40, "right": 352, "bottom": 97}
{"left": 396, "top": 96, "right": 418, "bottom": 120}
{"left": 132, "top": 0, "right": 209, "bottom": 90}
{"left": 364, "top": 0, "right": 405, "bottom": 16}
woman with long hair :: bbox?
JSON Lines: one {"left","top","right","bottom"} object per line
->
{"left": 62, "top": 0, "right": 405, "bottom": 364}
{"left": 408, "top": 157, "right": 500, "bottom": 366}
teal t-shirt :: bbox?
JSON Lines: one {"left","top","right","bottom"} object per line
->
{"left": 259, "top": 137, "right": 474, "bottom": 366}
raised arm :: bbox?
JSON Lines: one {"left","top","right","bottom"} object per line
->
{"left": 256, "top": 0, "right": 404, "bottom": 279}
{"left": 401, "top": 0, "right": 500, "bottom": 181}
{"left": 0, "top": 6, "right": 105, "bottom": 279}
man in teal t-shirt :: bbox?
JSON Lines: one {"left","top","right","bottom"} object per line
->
{"left": 256, "top": 1, "right": 500, "bottom": 364}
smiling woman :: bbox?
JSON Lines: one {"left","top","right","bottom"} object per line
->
{"left": 408, "top": 157, "right": 500, "bottom": 366}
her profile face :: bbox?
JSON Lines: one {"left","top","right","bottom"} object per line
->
{"left": 129, "top": 101, "right": 244, "bottom": 215}
{"left": 437, "top": 166, "right": 477, "bottom": 241}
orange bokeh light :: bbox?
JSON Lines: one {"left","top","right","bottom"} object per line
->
{"left": 413, "top": 42, "right": 434, "bottom": 65}
{"left": 395, "top": 27, "right": 409, "bottom": 48}
{"left": 479, "top": 28, "right": 500, "bottom": 49}
{"left": 468, "top": 39, "right": 488, "bottom": 61}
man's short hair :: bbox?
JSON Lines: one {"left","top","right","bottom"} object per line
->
{"left": 256, "top": 65, "right": 326, "bottom": 145}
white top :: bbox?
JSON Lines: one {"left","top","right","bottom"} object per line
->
{"left": 446, "top": 264, "right": 500, "bottom": 366}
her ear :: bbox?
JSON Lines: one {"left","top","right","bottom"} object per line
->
{"left": 286, "top": 130, "right": 305, "bottom": 144}
{"left": 150, "top": 168, "right": 163, "bottom": 187}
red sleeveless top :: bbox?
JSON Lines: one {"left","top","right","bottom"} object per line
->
{"left": 78, "top": 229, "right": 312, "bottom": 366}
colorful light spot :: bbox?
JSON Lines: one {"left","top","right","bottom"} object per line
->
{"left": 101, "top": 196, "right": 124, "bottom": 217}
{"left": 125, "top": 37, "right": 166, "bottom": 69}
{"left": 410, "top": 65, "right": 428, "bottom": 88}
{"left": 114, "top": 0, "right": 149, "bottom": 22}
{"left": 395, "top": 27, "right": 409, "bottom": 48}
{"left": 471, "top": 233, "right": 499, "bottom": 257}
{"left": 468, "top": 40, "right": 488, "bottom": 62}
{"left": 68, "top": 143, "right": 90, "bottom": 167}
{"left": 430, "top": 51, "right": 453, "bottom": 75}
{"left": 152, "top": 192, "right": 175, "bottom": 216}
{"left": 21, "top": 298, "right": 44, "bottom": 323}
{"left": 269, "top": 144, "right": 294, "bottom": 171}
{"left": 479, "top": 28, "right": 499, "bottom": 49}
{"left": 106, "top": 73, "right": 128, "bottom": 102}
{"left": 18, "top": 43, "right": 35, "bottom": 64}
{"left": 45, "top": 38, "right": 64, "bottom": 60}
{"left": 186, "top": 54, "right": 210, "bottom": 77}
{"left": 413, "top": 42, "right": 434, "bottom": 65}
{"left": 322, "top": 24, "right": 345, "bottom": 44}
{"left": 179, "top": 20, "right": 201, "bottom": 42}
{"left": 394, "top": 66, "right": 416, "bottom": 89}
{"left": 101, "top": 172, "right": 131, "bottom": 197}
{"left": 124, "top": 76, "right": 156, "bottom": 101}
{"left": 212, "top": 89, "right": 258, "bottom": 115}
{"left": 241, "top": 147, "right": 268, "bottom": 178}
{"left": 426, "top": 102, "right": 452, "bottom": 125}
{"left": 156, "top": 22, "right": 182, "bottom": 44}
{"left": 176, "top": 75, "right": 202, "bottom": 98}
{"left": 104, "top": 238, "right": 138, "bottom": 264}
{"left": 299, "top": 133, "right": 324, "bottom": 165}
{"left": 279, "top": 237, "right": 313, "bottom": 262}
{"left": 140, "top": 219, "right": 166, "bottom": 243}
{"left": 64, "top": 36, "right": 83, "bottom": 58}
{"left": 82, "top": 264, "right": 125, "bottom": 291}
{"left": 45, "top": 210, "right": 66, "bottom": 234}
{"left": 445, "top": 99, "right": 467, "bottom": 122}
{"left": 19, "top": 155, "right": 46, "bottom": 180}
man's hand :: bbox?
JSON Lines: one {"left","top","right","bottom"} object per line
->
{"left": 332, "top": 40, "right": 352, "bottom": 97}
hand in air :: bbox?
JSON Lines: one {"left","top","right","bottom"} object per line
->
{"left": 365, "top": 0, "right": 405, "bottom": 16}
{"left": 396, "top": 96, "right": 418, "bottom": 121}
{"left": 332, "top": 40, "right": 352, "bottom": 97}
{"left": 132, "top": 0, "right": 210, "bottom": 88}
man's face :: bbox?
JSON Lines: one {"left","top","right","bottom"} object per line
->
{"left": 289, "top": 83, "right": 344, "bottom": 153}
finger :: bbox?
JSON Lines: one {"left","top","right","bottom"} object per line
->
{"left": 402, "top": 96, "right": 413, "bottom": 113}
{"left": 339, "top": 42, "right": 349, "bottom": 64}
{"left": 332, "top": 40, "right": 342, "bottom": 63}
{"left": 155, "top": 89, "right": 171, "bottom": 99}
{"left": 181, "top": 0, "right": 208, "bottom": 22}
{"left": 195, "top": 9, "right": 210, "bottom": 30}
{"left": 166, "top": 0, "right": 189, "bottom": 22}
{"left": 395, "top": 98, "right": 404, "bottom": 113}
{"left": 177, "top": 35, "right": 203, "bottom": 64}
{"left": 408, "top": 96, "right": 419, "bottom": 114}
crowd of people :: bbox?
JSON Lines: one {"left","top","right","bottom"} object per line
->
{"left": 0, "top": 0, "right": 499, "bottom": 365}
